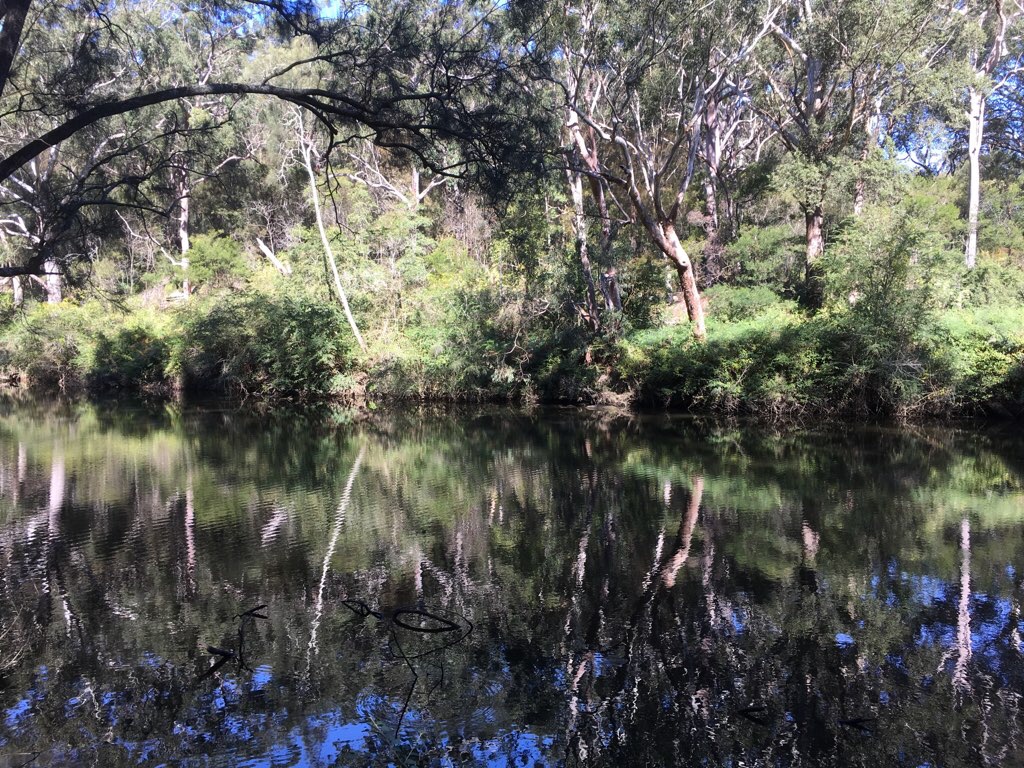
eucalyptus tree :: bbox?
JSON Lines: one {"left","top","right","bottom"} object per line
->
{"left": 293, "top": 107, "right": 367, "bottom": 352}
{"left": 754, "top": 0, "right": 962, "bottom": 300}
{"left": 960, "top": 0, "right": 1024, "bottom": 268}
{"left": 100, "top": 3, "right": 258, "bottom": 298}
{"left": 160, "top": 8, "right": 254, "bottom": 296}
{"left": 554, "top": 0, "right": 619, "bottom": 329}
{"left": 547, "top": 0, "right": 780, "bottom": 340}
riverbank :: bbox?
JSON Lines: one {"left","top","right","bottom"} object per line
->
{"left": 1, "top": 285, "right": 1021, "bottom": 421}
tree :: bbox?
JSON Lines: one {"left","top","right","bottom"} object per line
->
{"left": 294, "top": 107, "right": 367, "bottom": 352}
{"left": 961, "top": 0, "right": 1024, "bottom": 268}
{"left": 555, "top": 0, "right": 622, "bottom": 329}
{"left": 0, "top": 0, "right": 549, "bottom": 284}
{"left": 755, "top": 0, "right": 960, "bottom": 300}
{"left": 548, "top": 0, "right": 780, "bottom": 340}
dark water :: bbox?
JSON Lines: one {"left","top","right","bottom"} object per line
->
{"left": 0, "top": 400, "right": 1023, "bottom": 767}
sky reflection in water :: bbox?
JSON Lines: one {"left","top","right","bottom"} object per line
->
{"left": 0, "top": 400, "right": 1022, "bottom": 766}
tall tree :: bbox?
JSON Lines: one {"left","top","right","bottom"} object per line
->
{"left": 961, "top": 0, "right": 1024, "bottom": 268}
{"left": 754, "top": 0, "right": 960, "bottom": 300}
{"left": 294, "top": 108, "right": 368, "bottom": 352}
{"left": 549, "top": 0, "right": 779, "bottom": 340}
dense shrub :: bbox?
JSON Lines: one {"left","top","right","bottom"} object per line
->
{"left": 177, "top": 293, "right": 355, "bottom": 401}
{"left": 720, "top": 224, "right": 802, "bottom": 290}
{"left": 923, "top": 308, "right": 1024, "bottom": 413}
{"left": 702, "top": 285, "right": 797, "bottom": 323}
{"left": 0, "top": 302, "right": 103, "bottom": 390}
{"left": 91, "top": 315, "right": 174, "bottom": 392}
{"left": 186, "top": 233, "right": 249, "bottom": 289}
{"left": 617, "top": 304, "right": 828, "bottom": 417}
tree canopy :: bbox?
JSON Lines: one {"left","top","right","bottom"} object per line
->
{"left": 0, "top": 0, "right": 1021, "bottom": 418}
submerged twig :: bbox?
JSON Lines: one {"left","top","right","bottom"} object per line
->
{"left": 340, "top": 597, "right": 473, "bottom": 738}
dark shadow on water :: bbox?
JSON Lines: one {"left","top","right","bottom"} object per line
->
{"left": 0, "top": 399, "right": 1022, "bottom": 765}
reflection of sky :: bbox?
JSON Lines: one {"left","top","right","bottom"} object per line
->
{"left": 7, "top": 676, "right": 558, "bottom": 766}
{"left": 3, "top": 409, "right": 1024, "bottom": 766}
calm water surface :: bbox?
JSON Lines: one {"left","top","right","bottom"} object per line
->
{"left": 0, "top": 399, "right": 1023, "bottom": 766}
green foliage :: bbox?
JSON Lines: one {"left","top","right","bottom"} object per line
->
{"left": 702, "top": 285, "right": 797, "bottom": 322}
{"left": 978, "top": 177, "right": 1024, "bottom": 261}
{"left": 720, "top": 225, "right": 802, "bottom": 290}
{"left": 923, "top": 307, "right": 1024, "bottom": 411}
{"left": 91, "top": 313, "right": 174, "bottom": 392}
{"left": 0, "top": 302, "right": 104, "bottom": 390}
{"left": 824, "top": 203, "right": 955, "bottom": 340}
{"left": 773, "top": 153, "right": 845, "bottom": 209}
{"left": 617, "top": 303, "right": 828, "bottom": 417}
{"left": 177, "top": 293, "right": 355, "bottom": 401}
{"left": 616, "top": 256, "right": 1024, "bottom": 418}
{"left": 961, "top": 259, "right": 1024, "bottom": 306}
{"left": 185, "top": 232, "right": 248, "bottom": 289}
{"left": 0, "top": 294, "right": 18, "bottom": 328}
{"left": 369, "top": 238, "right": 532, "bottom": 402}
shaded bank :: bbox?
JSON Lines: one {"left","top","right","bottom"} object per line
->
{"left": 0, "top": 289, "right": 1022, "bottom": 422}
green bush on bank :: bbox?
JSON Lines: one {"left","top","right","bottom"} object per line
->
{"left": 0, "top": 293, "right": 358, "bottom": 402}
{"left": 2, "top": 278, "right": 1021, "bottom": 418}
{"left": 0, "top": 301, "right": 104, "bottom": 390}
{"left": 91, "top": 311, "right": 175, "bottom": 392}
{"left": 614, "top": 285, "right": 1024, "bottom": 418}
{"left": 177, "top": 293, "right": 356, "bottom": 401}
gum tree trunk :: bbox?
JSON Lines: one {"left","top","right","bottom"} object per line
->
{"left": 42, "top": 259, "right": 62, "bottom": 303}
{"left": 178, "top": 181, "right": 192, "bottom": 297}
{"left": 662, "top": 222, "right": 707, "bottom": 340}
{"left": 803, "top": 204, "right": 825, "bottom": 306}
{"left": 965, "top": 87, "right": 985, "bottom": 269}
{"left": 299, "top": 135, "right": 367, "bottom": 353}
{"left": 567, "top": 170, "right": 600, "bottom": 329}
{"left": 804, "top": 204, "right": 824, "bottom": 267}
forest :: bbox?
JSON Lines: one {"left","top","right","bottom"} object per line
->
{"left": 0, "top": 0, "right": 1023, "bottom": 419}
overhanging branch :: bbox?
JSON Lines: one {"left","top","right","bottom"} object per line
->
{"left": 0, "top": 81, "right": 461, "bottom": 185}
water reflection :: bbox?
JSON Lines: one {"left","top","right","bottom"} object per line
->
{"left": 0, "top": 399, "right": 1023, "bottom": 766}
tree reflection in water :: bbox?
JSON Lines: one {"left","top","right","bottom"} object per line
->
{"left": 0, "top": 399, "right": 1022, "bottom": 766}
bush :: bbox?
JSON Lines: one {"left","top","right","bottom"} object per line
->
{"left": 721, "top": 224, "right": 802, "bottom": 290}
{"left": 0, "top": 302, "right": 104, "bottom": 390}
{"left": 186, "top": 232, "right": 248, "bottom": 289}
{"left": 922, "top": 307, "right": 1024, "bottom": 413}
{"left": 91, "top": 314, "right": 174, "bottom": 392}
{"left": 177, "top": 293, "right": 355, "bottom": 401}
{"left": 0, "top": 294, "right": 19, "bottom": 327}
{"left": 616, "top": 302, "right": 829, "bottom": 417}
{"left": 702, "top": 285, "right": 797, "bottom": 323}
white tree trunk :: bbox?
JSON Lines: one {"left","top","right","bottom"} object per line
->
{"left": 805, "top": 205, "right": 825, "bottom": 267}
{"left": 300, "top": 142, "right": 367, "bottom": 353}
{"left": 42, "top": 259, "right": 61, "bottom": 303}
{"left": 257, "top": 238, "right": 292, "bottom": 275}
{"left": 178, "top": 180, "right": 192, "bottom": 297}
{"left": 965, "top": 86, "right": 985, "bottom": 269}
{"left": 853, "top": 143, "right": 869, "bottom": 218}
{"left": 567, "top": 170, "right": 600, "bottom": 328}
{"left": 184, "top": 472, "right": 196, "bottom": 595}
{"left": 661, "top": 222, "right": 707, "bottom": 340}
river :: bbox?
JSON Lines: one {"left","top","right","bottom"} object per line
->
{"left": 0, "top": 399, "right": 1022, "bottom": 766}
